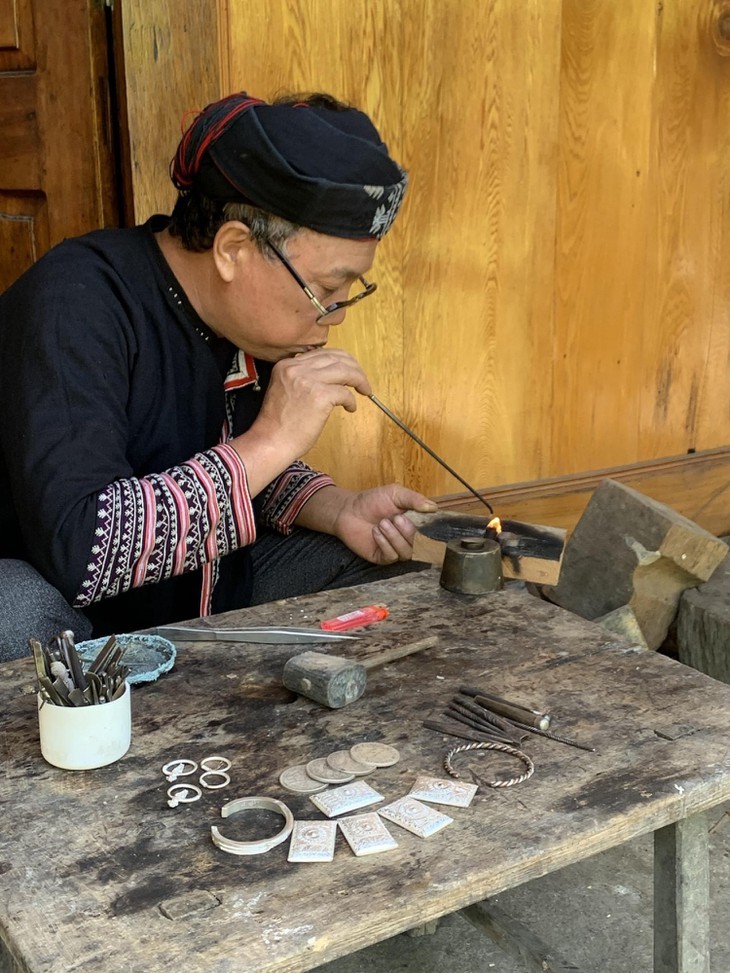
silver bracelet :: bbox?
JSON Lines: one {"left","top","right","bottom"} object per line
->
{"left": 444, "top": 741, "right": 535, "bottom": 788}
{"left": 211, "top": 797, "right": 294, "bottom": 856}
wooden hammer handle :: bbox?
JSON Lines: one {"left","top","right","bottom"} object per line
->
{"left": 361, "top": 635, "right": 439, "bottom": 670}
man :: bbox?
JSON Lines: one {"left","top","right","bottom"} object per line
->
{"left": 0, "top": 91, "right": 436, "bottom": 660}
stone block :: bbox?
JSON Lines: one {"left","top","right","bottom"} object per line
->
{"left": 676, "top": 540, "right": 730, "bottom": 683}
{"left": 545, "top": 479, "right": 728, "bottom": 649}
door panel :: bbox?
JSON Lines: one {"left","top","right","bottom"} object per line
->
{"left": 0, "top": 0, "right": 118, "bottom": 290}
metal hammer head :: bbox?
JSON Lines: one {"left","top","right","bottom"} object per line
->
{"left": 282, "top": 651, "right": 367, "bottom": 709}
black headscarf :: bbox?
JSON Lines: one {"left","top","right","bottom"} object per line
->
{"left": 171, "top": 93, "right": 408, "bottom": 239}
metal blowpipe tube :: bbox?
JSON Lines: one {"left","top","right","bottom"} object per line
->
{"left": 369, "top": 395, "right": 494, "bottom": 516}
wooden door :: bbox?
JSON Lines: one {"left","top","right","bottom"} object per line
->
{"left": 0, "top": 0, "right": 118, "bottom": 292}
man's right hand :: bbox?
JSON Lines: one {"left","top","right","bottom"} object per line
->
{"left": 230, "top": 348, "right": 371, "bottom": 496}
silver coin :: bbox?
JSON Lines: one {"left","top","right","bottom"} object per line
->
{"left": 279, "top": 764, "right": 329, "bottom": 794}
{"left": 306, "top": 757, "right": 355, "bottom": 784}
{"left": 327, "top": 749, "right": 376, "bottom": 776}
{"left": 350, "top": 742, "right": 401, "bottom": 767}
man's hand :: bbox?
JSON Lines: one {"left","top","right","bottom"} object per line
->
{"left": 296, "top": 484, "right": 438, "bottom": 565}
{"left": 231, "top": 349, "right": 372, "bottom": 496}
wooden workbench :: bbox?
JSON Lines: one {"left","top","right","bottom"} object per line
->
{"left": 1, "top": 571, "right": 728, "bottom": 973}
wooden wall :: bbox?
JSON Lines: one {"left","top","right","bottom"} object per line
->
{"left": 122, "top": 0, "right": 730, "bottom": 534}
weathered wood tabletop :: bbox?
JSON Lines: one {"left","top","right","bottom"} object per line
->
{"left": 1, "top": 571, "right": 729, "bottom": 973}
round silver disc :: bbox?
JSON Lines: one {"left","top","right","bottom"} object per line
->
{"left": 350, "top": 742, "right": 401, "bottom": 768}
{"left": 305, "top": 757, "right": 355, "bottom": 784}
{"left": 279, "top": 764, "right": 328, "bottom": 794}
{"left": 326, "top": 749, "right": 376, "bottom": 776}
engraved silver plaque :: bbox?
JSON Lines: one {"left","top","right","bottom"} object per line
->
{"left": 287, "top": 819, "right": 338, "bottom": 863}
{"left": 378, "top": 796, "right": 453, "bottom": 837}
{"left": 338, "top": 812, "right": 398, "bottom": 856}
{"left": 309, "top": 779, "right": 384, "bottom": 818}
{"left": 408, "top": 775, "right": 478, "bottom": 808}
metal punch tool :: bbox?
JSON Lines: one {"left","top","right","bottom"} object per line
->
{"left": 154, "top": 625, "right": 360, "bottom": 644}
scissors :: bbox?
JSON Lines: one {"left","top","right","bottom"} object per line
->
{"left": 154, "top": 625, "right": 360, "bottom": 644}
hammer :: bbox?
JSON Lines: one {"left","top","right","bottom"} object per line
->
{"left": 282, "top": 635, "right": 439, "bottom": 709}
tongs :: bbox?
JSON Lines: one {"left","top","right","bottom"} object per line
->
{"left": 154, "top": 625, "right": 360, "bottom": 644}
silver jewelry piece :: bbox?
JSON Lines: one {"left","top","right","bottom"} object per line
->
{"left": 200, "top": 770, "right": 231, "bottom": 790}
{"left": 201, "top": 755, "right": 231, "bottom": 773}
{"left": 167, "top": 783, "right": 202, "bottom": 807}
{"left": 162, "top": 758, "right": 198, "bottom": 782}
{"left": 211, "top": 796, "right": 294, "bottom": 856}
{"left": 443, "top": 741, "right": 535, "bottom": 788}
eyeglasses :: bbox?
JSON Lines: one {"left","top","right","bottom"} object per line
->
{"left": 266, "top": 239, "right": 377, "bottom": 323}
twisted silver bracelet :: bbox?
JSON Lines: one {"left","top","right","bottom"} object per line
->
{"left": 444, "top": 741, "right": 535, "bottom": 788}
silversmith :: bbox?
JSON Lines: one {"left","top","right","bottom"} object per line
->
{"left": 0, "top": 91, "right": 436, "bottom": 659}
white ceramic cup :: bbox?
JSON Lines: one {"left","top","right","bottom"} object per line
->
{"left": 37, "top": 681, "right": 132, "bottom": 770}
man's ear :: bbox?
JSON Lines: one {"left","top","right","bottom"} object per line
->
{"left": 212, "top": 221, "right": 254, "bottom": 282}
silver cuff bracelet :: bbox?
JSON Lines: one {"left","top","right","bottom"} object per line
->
{"left": 211, "top": 796, "right": 294, "bottom": 856}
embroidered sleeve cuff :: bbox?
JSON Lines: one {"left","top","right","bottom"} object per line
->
{"left": 74, "top": 442, "right": 256, "bottom": 607}
{"left": 261, "top": 461, "right": 335, "bottom": 535}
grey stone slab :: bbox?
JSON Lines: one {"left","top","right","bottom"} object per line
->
{"left": 545, "top": 480, "right": 727, "bottom": 649}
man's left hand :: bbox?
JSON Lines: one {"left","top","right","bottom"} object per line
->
{"left": 296, "top": 484, "right": 438, "bottom": 565}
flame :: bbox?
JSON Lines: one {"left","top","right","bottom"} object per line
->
{"left": 487, "top": 516, "right": 502, "bottom": 534}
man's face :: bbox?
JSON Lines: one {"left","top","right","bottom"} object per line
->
{"left": 214, "top": 226, "right": 378, "bottom": 361}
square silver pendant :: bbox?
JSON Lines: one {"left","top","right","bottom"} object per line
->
{"left": 408, "top": 775, "right": 478, "bottom": 808}
{"left": 378, "top": 796, "right": 453, "bottom": 837}
{"left": 338, "top": 812, "right": 398, "bottom": 856}
{"left": 287, "top": 820, "right": 338, "bottom": 863}
{"left": 309, "top": 779, "right": 384, "bottom": 818}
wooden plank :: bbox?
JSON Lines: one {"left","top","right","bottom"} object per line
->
{"left": 0, "top": 0, "right": 34, "bottom": 70}
{"left": 119, "top": 0, "right": 222, "bottom": 222}
{"left": 1, "top": 575, "right": 730, "bottom": 972}
{"left": 0, "top": 194, "right": 49, "bottom": 293}
{"left": 396, "top": 0, "right": 561, "bottom": 493}
{"left": 0, "top": 73, "right": 39, "bottom": 189}
{"left": 0, "top": 0, "right": 117, "bottom": 291}
{"left": 461, "top": 898, "right": 584, "bottom": 973}
{"left": 654, "top": 814, "right": 710, "bottom": 973}
{"left": 35, "top": 0, "right": 116, "bottom": 240}
{"left": 677, "top": 545, "right": 730, "bottom": 683}
{"left": 640, "top": 2, "right": 730, "bottom": 458}
{"left": 436, "top": 447, "right": 730, "bottom": 538}
{"left": 551, "top": 0, "right": 656, "bottom": 474}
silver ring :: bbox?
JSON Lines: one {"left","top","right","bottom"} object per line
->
{"left": 200, "top": 771, "right": 231, "bottom": 790}
{"left": 167, "top": 783, "right": 202, "bottom": 807}
{"left": 201, "top": 755, "right": 231, "bottom": 773}
{"left": 211, "top": 797, "right": 294, "bottom": 856}
{"left": 162, "top": 758, "right": 198, "bottom": 782}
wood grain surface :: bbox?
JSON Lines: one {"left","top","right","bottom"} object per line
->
{"left": 2, "top": 573, "right": 729, "bottom": 973}
{"left": 120, "top": 0, "right": 222, "bottom": 221}
{"left": 222, "top": 0, "right": 730, "bottom": 496}
{"left": 117, "top": 1, "right": 730, "bottom": 523}
{"left": 0, "top": 0, "right": 117, "bottom": 288}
